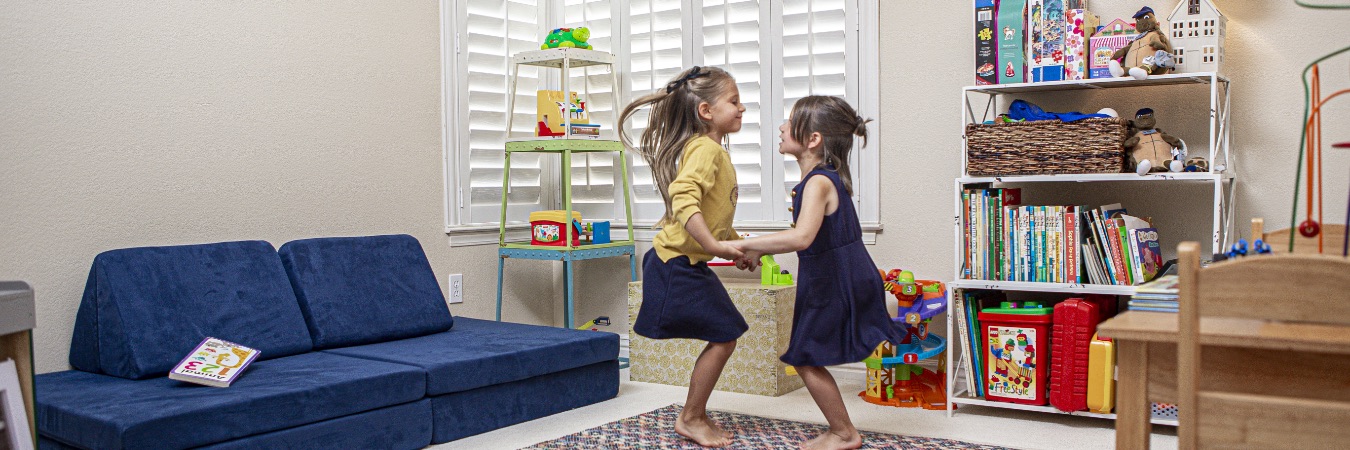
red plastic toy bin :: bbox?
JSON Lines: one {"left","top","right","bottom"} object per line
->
{"left": 979, "top": 302, "right": 1052, "bottom": 405}
{"left": 529, "top": 210, "right": 582, "bottom": 246}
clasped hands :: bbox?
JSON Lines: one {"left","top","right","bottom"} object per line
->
{"left": 714, "top": 240, "right": 762, "bottom": 271}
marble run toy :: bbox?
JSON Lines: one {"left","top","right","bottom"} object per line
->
{"left": 860, "top": 270, "right": 949, "bottom": 410}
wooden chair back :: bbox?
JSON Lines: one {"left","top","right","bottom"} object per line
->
{"left": 1250, "top": 218, "right": 1348, "bottom": 256}
{"left": 1176, "top": 241, "right": 1350, "bottom": 449}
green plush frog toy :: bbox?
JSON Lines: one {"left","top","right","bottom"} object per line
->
{"left": 541, "top": 27, "right": 592, "bottom": 50}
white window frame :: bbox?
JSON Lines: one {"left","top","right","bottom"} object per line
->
{"left": 442, "top": 0, "right": 881, "bottom": 245}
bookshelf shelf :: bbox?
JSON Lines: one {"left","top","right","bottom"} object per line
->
{"left": 950, "top": 390, "right": 1179, "bottom": 427}
{"left": 964, "top": 72, "right": 1226, "bottom": 95}
{"left": 949, "top": 280, "right": 1136, "bottom": 296}
{"left": 958, "top": 172, "right": 1232, "bottom": 184}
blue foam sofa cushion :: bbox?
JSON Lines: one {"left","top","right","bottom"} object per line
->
{"left": 278, "top": 235, "right": 453, "bottom": 349}
{"left": 324, "top": 317, "right": 619, "bottom": 396}
{"left": 36, "top": 352, "right": 426, "bottom": 450}
{"left": 68, "top": 240, "right": 314, "bottom": 380}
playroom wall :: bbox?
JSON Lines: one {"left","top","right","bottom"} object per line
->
{"left": 4, "top": 1, "right": 1346, "bottom": 374}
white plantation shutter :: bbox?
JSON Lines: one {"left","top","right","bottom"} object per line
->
{"left": 778, "top": 0, "right": 854, "bottom": 218}
{"left": 563, "top": 0, "right": 623, "bottom": 221}
{"left": 444, "top": 0, "right": 878, "bottom": 231}
{"left": 456, "top": 0, "right": 547, "bottom": 224}
{"left": 702, "top": 0, "right": 772, "bottom": 223}
{"left": 622, "top": 0, "right": 687, "bottom": 222}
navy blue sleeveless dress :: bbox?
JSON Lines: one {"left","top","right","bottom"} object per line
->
{"left": 780, "top": 167, "right": 903, "bottom": 367}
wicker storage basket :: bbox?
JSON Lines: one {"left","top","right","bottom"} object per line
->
{"left": 965, "top": 117, "right": 1129, "bottom": 176}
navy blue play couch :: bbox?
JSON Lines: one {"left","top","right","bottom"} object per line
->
{"left": 35, "top": 235, "right": 619, "bottom": 449}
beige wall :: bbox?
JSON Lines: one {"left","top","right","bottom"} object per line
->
{"left": 3, "top": 1, "right": 1347, "bottom": 374}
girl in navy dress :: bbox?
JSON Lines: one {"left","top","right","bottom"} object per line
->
{"left": 724, "top": 96, "right": 901, "bottom": 450}
{"left": 619, "top": 66, "right": 751, "bottom": 448}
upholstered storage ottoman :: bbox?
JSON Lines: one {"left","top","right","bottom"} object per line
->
{"left": 627, "top": 280, "right": 803, "bottom": 396}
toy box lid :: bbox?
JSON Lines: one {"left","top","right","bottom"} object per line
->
{"left": 530, "top": 210, "right": 583, "bottom": 223}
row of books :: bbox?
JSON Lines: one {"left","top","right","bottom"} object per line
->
{"left": 1127, "top": 274, "right": 1180, "bottom": 312}
{"left": 961, "top": 189, "right": 1164, "bottom": 286}
{"left": 953, "top": 290, "right": 1007, "bottom": 399}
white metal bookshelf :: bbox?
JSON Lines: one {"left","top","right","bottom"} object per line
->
{"left": 944, "top": 73, "right": 1235, "bottom": 425}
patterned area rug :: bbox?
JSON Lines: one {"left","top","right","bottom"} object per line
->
{"left": 523, "top": 404, "right": 1012, "bottom": 449}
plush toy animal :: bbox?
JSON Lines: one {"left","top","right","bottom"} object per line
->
{"left": 1109, "top": 7, "right": 1173, "bottom": 80}
{"left": 1124, "top": 108, "right": 1184, "bottom": 175}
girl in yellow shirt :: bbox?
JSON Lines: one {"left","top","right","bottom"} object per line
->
{"left": 618, "top": 66, "right": 747, "bottom": 448}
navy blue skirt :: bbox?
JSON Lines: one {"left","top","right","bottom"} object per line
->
{"left": 633, "top": 249, "right": 748, "bottom": 343}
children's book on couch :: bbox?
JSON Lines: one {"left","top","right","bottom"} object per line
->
{"left": 169, "top": 337, "right": 260, "bottom": 387}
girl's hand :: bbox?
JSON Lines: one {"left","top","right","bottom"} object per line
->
{"left": 735, "top": 251, "right": 763, "bottom": 271}
{"left": 709, "top": 241, "right": 744, "bottom": 262}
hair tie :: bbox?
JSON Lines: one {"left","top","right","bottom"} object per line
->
{"left": 666, "top": 66, "right": 710, "bottom": 93}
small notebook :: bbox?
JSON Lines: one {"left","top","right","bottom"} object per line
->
{"left": 169, "top": 337, "right": 260, "bottom": 388}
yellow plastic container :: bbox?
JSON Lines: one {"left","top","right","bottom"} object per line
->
{"left": 528, "top": 210, "right": 582, "bottom": 224}
{"left": 1086, "top": 333, "right": 1116, "bottom": 414}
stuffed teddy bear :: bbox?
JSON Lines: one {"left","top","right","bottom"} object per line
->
{"left": 1124, "top": 108, "right": 1184, "bottom": 175}
{"left": 1108, "top": 7, "right": 1173, "bottom": 80}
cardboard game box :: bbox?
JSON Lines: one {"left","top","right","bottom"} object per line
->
{"left": 1088, "top": 18, "right": 1137, "bottom": 79}
{"left": 998, "top": 0, "right": 1029, "bottom": 84}
{"left": 1064, "top": 8, "right": 1100, "bottom": 80}
{"left": 1030, "top": 0, "right": 1066, "bottom": 82}
{"left": 975, "top": 0, "right": 999, "bottom": 85}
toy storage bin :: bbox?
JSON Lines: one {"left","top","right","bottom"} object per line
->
{"left": 979, "top": 301, "right": 1053, "bottom": 405}
{"left": 530, "top": 210, "right": 583, "bottom": 246}
{"left": 964, "top": 118, "right": 1129, "bottom": 176}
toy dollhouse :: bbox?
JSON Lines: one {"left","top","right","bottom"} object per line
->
{"left": 1167, "top": 0, "right": 1226, "bottom": 74}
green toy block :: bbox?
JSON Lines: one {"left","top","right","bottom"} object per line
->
{"left": 759, "top": 255, "right": 794, "bottom": 285}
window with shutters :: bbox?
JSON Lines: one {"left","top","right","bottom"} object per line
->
{"left": 443, "top": 0, "right": 881, "bottom": 243}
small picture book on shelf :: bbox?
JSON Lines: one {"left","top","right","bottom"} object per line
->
{"left": 169, "top": 337, "right": 260, "bottom": 388}
{"left": 1129, "top": 274, "right": 1179, "bottom": 312}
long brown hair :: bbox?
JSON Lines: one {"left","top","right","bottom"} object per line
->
{"left": 618, "top": 66, "right": 737, "bottom": 225}
{"left": 789, "top": 96, "right": 870, "bottom": 196}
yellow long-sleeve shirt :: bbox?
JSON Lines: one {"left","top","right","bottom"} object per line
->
{"left": 653, "top": 135, "right": 741, "bottom": 264}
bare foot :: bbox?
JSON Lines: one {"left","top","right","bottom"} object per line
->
{"left": 675, "top": 413, "right": 733, "bottom": 447}
{"left": 800, "top": 430, "right": 862, "bottom": 450}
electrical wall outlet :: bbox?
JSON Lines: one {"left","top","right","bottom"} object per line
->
{"left": 448, "top": 274, "right": 463, "bottom": 304}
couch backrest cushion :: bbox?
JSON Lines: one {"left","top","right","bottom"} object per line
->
{"left": 278, "top": 234, "right": 453, "bottom": 349}
{"left": 68, "top": 240, "right": 314, "bottom": 379}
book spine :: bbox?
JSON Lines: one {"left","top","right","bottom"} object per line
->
{"left": 1090, "top": 210, "right": 1115, "bottom": 285}
{"left": 1023, "top": 206, "right": 1032, "bottom": 282}
{"left": 967, "top": 292, "right": 985, "bottom": 397}
{"left": 1129, "top": 228, "right": 1145, "bottom": 285}
{"left": 1066, "top": 206, "right": 1078, "bottom": 283}
{"left": 1116, "top": 220, "right": 1133, "bottom": 285}
{"left": 963, "top": 190, "right": 971, "bottom": 279}
{"left": 955, "top": 291, "right": 975, "bottom": 396}
{"left": 1106, "top": 218, "right": 1127, "bottom": 285}
{"left": 995, "top": 190, "right": 1004, "bottom": 281}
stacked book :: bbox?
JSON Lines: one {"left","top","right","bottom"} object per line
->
{"left": 1128, "top": 274, "right": 1179, "bottom": 312}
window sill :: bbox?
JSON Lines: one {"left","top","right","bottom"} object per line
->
{"left": 445, "top": 222, "right": 883, "bottom": 247}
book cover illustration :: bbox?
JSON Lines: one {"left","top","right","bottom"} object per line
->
{"left": 1135, "top": 274, "right": 1179, "bottom": 294}
{"left": 1133, "top": 227, "right": 1163, "bottom": 282}
{"left": 169, "top": 337, "right": 260, "bottom": 388}
{"left": 535, "top": 90, "right": 595, "bottom": 137}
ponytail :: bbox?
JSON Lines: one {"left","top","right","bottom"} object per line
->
{"left": 618, "top": 66, "right": 737, "bottom": 225}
